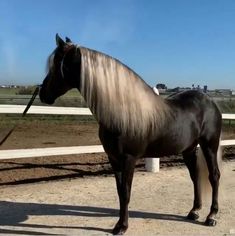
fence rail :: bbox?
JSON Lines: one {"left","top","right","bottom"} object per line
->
{"left": 1, "top": 105, "right": 235, "bottom": 119}
{"left": 0, "top": 145, "right": 104, "bottom": 160}
{"left": 0, "top": 105, "right": 235, "bottom": 172}
{"left": 0, "top": 105, "right": 92, "bottom": 115}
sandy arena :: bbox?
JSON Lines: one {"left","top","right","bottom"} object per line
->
{"left": 0, "top": 121, "right": 234, "bottom": 235}
{"left": 0, "top": 161, "right": 234, "bottom": 235}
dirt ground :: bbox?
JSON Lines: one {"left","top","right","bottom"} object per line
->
{"left": 0, "top": 121, "right": 234, "bottom": 185}
{"left": 0, "top": 161, "right": 234, "bottom": 235}
{"left": 0, "top": 121, "right": 234, "bottom": 235}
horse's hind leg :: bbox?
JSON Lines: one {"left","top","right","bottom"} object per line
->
{"left": 183, "top": 148, "right": 202, "bottom": 221}
{"left": 199, "top": 139, "right": 220, "bottom": 226}
{"left": 108, "top": 154, "right": 136, "bottom": 235}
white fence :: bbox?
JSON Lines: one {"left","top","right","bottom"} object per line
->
{"left": 0, "top": 145, "right": 104, "bottom": 160}
{"left": 0, "top": 105, "right": 235, "bottom": 172}
{"left": 0, "top": 105, "right": 92, "bottom": 115}
{"left": 1, "top": 104, "right": 234, "bottom": 119}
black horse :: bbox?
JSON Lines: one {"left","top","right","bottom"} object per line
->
{"left": 39, "top": 34, "right": 222, "bottom": 235}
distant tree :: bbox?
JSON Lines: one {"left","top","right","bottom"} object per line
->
{"left": 156, "top": 83, "right": 167, "bottom": 89}
{"left": 17, "top": 86, "right": 36, "bottom": 95}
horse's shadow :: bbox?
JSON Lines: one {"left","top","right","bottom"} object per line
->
{"left": 0, "top": 201, "right": 203, "bottom": 235}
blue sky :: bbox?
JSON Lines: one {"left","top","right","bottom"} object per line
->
{"left": 0, "top": 0, "right": 235, "bottom": 89}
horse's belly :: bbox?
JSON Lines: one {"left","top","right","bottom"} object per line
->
{"left": 145, "top": 138, "right": 191, "bottom": 157}
{"left": 145, "top": 146, "right": 181, "bottom": 157}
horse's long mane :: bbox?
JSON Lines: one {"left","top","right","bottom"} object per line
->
{"left": 79, "top": 46, "right": 168, "bottom": 137}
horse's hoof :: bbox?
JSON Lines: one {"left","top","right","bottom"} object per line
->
{"left": 187, "top": 211, "right": 199, "bottom": 221}
{"left": 205, "top": 218, "right": 217, "bottom": 226}
{"left": 112, "top": 224, "right": 128, "bottom": 235}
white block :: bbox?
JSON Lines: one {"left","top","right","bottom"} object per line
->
{"left": 145, "top": 158, "right": 160, "bottom": 172}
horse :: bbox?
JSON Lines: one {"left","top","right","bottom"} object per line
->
{"left": 39, "top": 34, "right": 222, "bottom": 235}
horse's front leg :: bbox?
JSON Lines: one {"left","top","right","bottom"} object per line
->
{"left": 110, "top": 154, "right": 136, "bottom": 235}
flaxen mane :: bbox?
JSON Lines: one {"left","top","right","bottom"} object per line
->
{"left": 79, "top": 47, "right": 168, "bottom": 137}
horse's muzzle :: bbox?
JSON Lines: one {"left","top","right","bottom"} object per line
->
{"left": 39, "top": 86, "right": 55, "bottom": 105}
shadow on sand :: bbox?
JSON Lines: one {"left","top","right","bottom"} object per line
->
{"left": 0, "top": 200, "right": 204, "bottom": 235}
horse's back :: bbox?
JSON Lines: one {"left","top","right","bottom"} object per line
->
{"left": 166, "top": 90, "right": 220, "bottom": 117}
{"left": 166, "top": 90, "right": 211, "bottom": 107}
{"left": 166, "top": 90, "right": 222, "bottom": 141}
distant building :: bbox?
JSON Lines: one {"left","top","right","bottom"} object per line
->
{"left": 168, "top": 87, "right": 191, "bottom": 93}
{"left": 0, "top": 85, "right": 18, "bottom": 88}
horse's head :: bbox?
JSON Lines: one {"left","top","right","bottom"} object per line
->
{"left": 39, "top": 34, "right": 81, "bottom": 104}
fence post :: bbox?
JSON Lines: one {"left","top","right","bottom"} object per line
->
{"left": 145, "top": 158, "right": 160, "bottom": 172}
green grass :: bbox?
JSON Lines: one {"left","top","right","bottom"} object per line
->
{"left": 216, "top": 100, "right": 235, "bottom": 113}
{"left": 0, "top": 114, "right": 96, "bottom": 128}
{"left": 0, "top": 87, "right": 20, "bottom": 95}
{"left": 62, "top": 88, "right": 81, "bottom": 97}
{"left": 223, "top": 120, "right": 235, "bottom": 125}
{"left": 0, "top": 88, "right": 86, "bottom": 107}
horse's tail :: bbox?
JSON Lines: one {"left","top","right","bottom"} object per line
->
{"left": 197, "top": 140, "right": 222, "bottom": 200}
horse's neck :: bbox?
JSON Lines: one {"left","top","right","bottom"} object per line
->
{"left": 79, "top": 46, "right": 168, "bottom": 137}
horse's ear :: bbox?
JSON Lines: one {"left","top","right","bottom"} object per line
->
{"left": 56, "top": 33, "right": 65, "bottom": 48}
{"left": 65, "top": 37, "right": 72, "bottom": 43}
